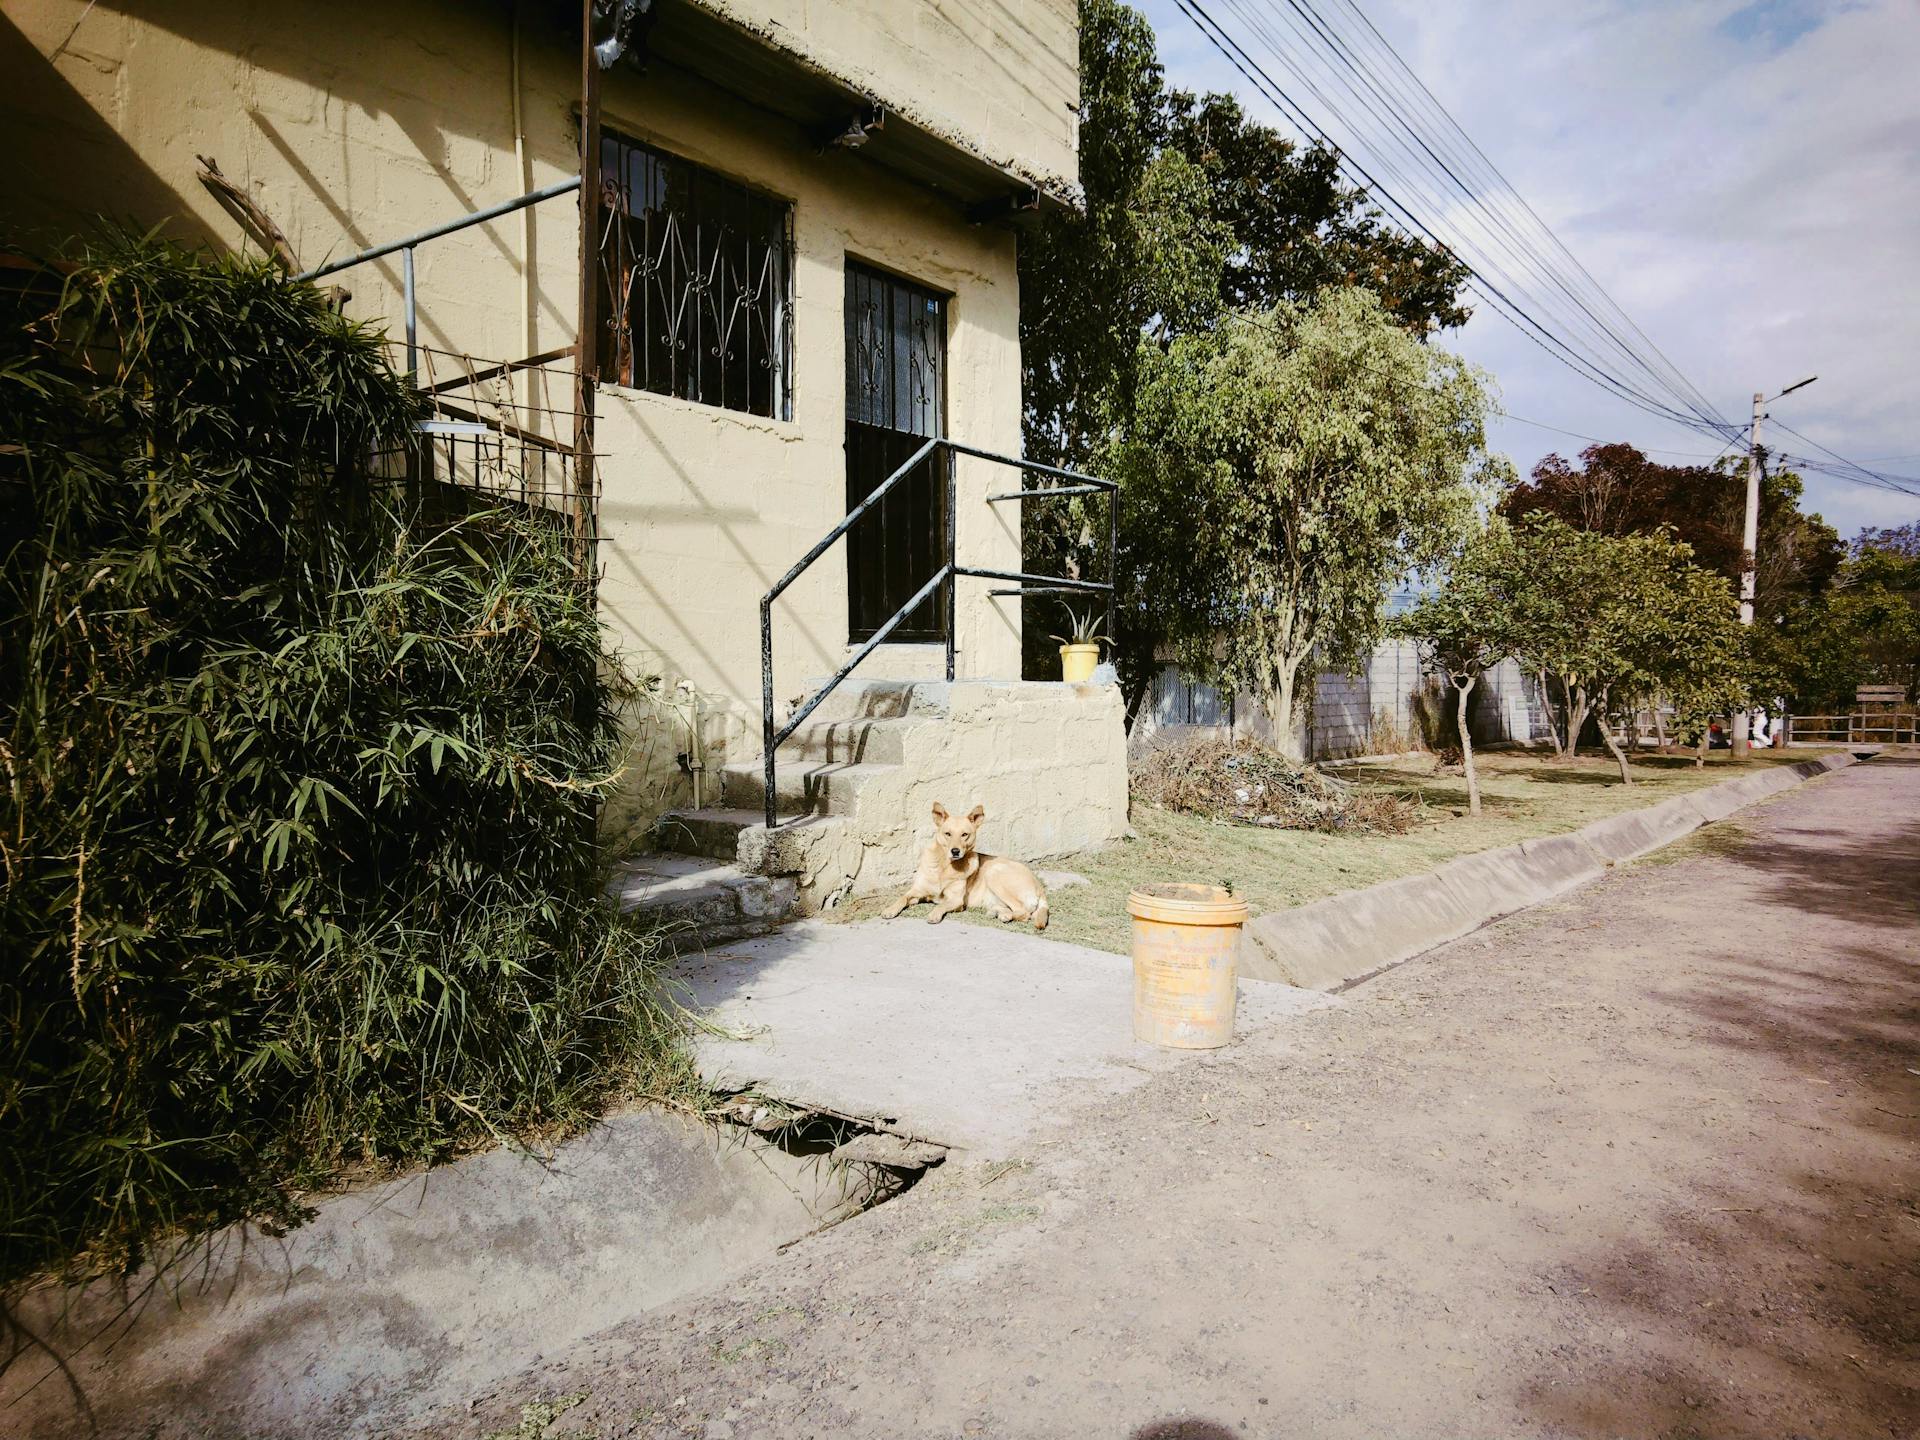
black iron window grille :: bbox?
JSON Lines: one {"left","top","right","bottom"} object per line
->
{"left": 595, "top": 131, "right": 794, "bottom": 419}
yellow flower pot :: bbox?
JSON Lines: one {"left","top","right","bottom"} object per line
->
{"left": 1059, "top": 643, "right": 1101, "bottom": 683}
{"left": 1127, "top": 883, "right": 1249, "bottom": 1049}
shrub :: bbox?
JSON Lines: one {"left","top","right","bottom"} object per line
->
{"left": 0, "top": 234, "right": 687, "bottom": 1288}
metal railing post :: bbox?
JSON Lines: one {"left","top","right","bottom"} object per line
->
{"left": 761, "top": 594, "right": 777, "bottom": 829}
{"left": 1106, "top": 479, "right": 1119, "bottom": 668}
{"left": 757, "top": 440, "right": 1118, "bottom": 829}
{"left": 402, "top": 245, "right": 418, "bottom": 381}
{"left": 945, "top": 441, "right": 957, "bottom": 683}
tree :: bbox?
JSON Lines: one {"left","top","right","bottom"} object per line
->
{"left": 1505, "top": 515, "right": 1751, "bottom": 783}
{"left": 1017, "top": 1, "right": 1475, "bottom": 698}
{"left": 1747, "top": 521, "right": 1920, "bottom": 711}
{"left": 1018, "top": 0, "right": 1228, "bottom": 473}
{"left": 1843, "top": 522, "right": 1920, "bottom": 698}
{"left": 1107, "top": 287, "right": 1503, "bottom": 753}
{"left": 1632, "top": 563, "right": 1752, "bottom": 770}
{"left": 1500, "top": 443, "right": 1843, "bottom": 609}
{"left": 1394, "top": 524, "right": 1522, "bottom": 815}
{"left": 1162, "top": 90, "right": 1471, "bottom": 333}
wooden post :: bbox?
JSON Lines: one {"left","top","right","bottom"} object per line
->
{"left": 572, "top": 0, "right": 602, "bottom": 587}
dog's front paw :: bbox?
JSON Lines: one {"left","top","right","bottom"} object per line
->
{"left": 926, "top": 909, "right": 946, "bottom": 924}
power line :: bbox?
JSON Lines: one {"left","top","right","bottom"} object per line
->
{"left": 1172, "top": 0, "right": 1748, "bottom": 449}
{"left": 1500, "top": 413, "right": 1740, "bottom": 460}
{"left": 1315, "top": 0, "right": 1732, "bottom": 432}
{"left": 1235, "top": 0, "right": 1733, "bottom": 435}
{"left": 1768, "top": 419, "right": 1920, "bottom": 497}
{"left": 1175, "top": 0, "right": 1679, "bottom": 425}
{"left": 1778, "top": 456, "right": 1920, "bottom": 499}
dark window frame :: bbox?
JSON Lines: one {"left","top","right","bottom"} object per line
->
{"left": 594, "top": 130, "right": 794, "bottom": 420}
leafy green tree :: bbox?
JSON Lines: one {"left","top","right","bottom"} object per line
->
{"left": 1842, "top": 522, "right": 1920, "bottom": 697}
{"left": 1394, "top": 524, "right": 1522, "bottom": 815}
{"left": 1107, "top": 287, "right": 1503, "bottom": 752}
{"left": 1018, "top": 0, "right": 1227, "bottom": 472}
{"left": 1500, "top": 444, "right": 1843, "bottom": 611}
{"left": 1635, "top": 564, "right": 1752, "bottom": 769}
{"left": 1745, "top": 522, "right": 1920, "bottom": 712}
{"left": 1505, "top": 515, "right": 1751, "bottom": 782}
{"left": 1165, "top": 90, "right": 1471, "bottom": 332}
{"left": 1016, "top": 1, "right": 1475, "bottom": 692}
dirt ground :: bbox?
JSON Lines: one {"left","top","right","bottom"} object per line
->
{"left": 419, "top": 757, "right": 1918, "bottom": 1440}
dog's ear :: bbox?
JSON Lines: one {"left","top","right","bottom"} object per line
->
{"left": 931, "top": 802, "right": 948, "bottom": 823}
{"left": 967, "top": 805, "right": 986, "bottom": 825}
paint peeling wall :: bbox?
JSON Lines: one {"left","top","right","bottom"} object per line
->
{"left": 3, "top": 0, "right": 1047, "bottom": 841}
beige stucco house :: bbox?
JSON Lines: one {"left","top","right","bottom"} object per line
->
{"left": 3, "top": 0, "right": 1129, "bottom": 918}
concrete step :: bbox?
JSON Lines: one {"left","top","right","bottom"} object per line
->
{"left": 654, "top": 808, "right": 862, "bottom": 903}
{"left": 653, "top": 807, "right": 766, "bottom": 862}
{"left": 715, "top": 759, "right": 893, "bottom": 814}
{"left": 788, "top": 678, "right": 948, "bottom": 724}
{"left": 775, "top": 715, "right": 917, "bottom": 765}
{"left": 609, "top": 853, "right": 796, "bottom": 942}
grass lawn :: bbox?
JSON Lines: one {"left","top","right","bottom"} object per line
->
{"left": 824, "top": 747, "right": 1843, "bottom": 955}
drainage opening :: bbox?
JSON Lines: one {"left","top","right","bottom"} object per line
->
{"left": 712, "top": 1092, "right": 947, "bottom": 1224}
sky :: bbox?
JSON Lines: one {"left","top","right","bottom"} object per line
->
{"left": 1138, "top": 0, "right": 1920, "bottom": 542}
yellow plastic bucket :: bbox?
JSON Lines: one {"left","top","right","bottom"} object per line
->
{"left": 1127, "top": 883, "right": 1249, "bottom": 1049}
{"left": 1059, "top": 643, "right": 1101, "bottom": 683}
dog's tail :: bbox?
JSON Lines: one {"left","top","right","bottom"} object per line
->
{"left": 1032, "top": 898, "right": 1049, "bottom": 931}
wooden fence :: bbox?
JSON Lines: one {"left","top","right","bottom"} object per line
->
{"left": 1788, "top": 713, "right": 1919, "bottom": 745}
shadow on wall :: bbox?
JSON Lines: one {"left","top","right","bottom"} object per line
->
{"left": 0, "top": 15, "right": 208, "bottom": 247}
{"left": 1130, "top": 1422, "right": 1238, "bottom": 1439}
{"left": 600, "top": 674, "right": 747, "bottom": 850}
{"left": 4, "top": 0, "right": 576, "bottom": 360}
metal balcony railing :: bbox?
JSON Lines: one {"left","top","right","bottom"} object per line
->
{"left": 759, "top": 440, "right": 1118, "bottom": 828}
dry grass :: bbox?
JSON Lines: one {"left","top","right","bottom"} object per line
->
{"left": 826, "top": 746, "right": 1844, "bottom": 954}
{"left": 1130, "top": 735, "right": 1420, "bottom": 834}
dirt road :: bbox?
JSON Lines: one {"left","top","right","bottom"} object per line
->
{"left": 426, "top": 758, "right": 1918, "bottom": 1440}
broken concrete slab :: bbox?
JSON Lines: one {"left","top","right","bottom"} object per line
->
{"left": 1242, "top": 756, "right": 1856, "bottom": 992}
{"left": 830, "top": 1132, "right": 948, "bottom": 1169}
{"left": 3, "top": 1109, "right": 866, "bottom": 1440}
{"left": 675, "top": 920, "right": 1336, "bottom": 1152}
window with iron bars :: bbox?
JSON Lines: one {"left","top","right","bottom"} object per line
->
{"left": 595, "top": 131, "right": 794, "bottom": 420}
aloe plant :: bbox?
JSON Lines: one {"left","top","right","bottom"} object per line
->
{"left": 1049, "top": 605, "right": 1110, "bottom": 648}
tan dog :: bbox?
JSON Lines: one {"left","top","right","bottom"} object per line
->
{"left": 883, "top": 802, "right": 1049, "bottom": 929}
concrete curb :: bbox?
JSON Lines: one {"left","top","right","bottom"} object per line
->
{"left": 1241, "top": 752, "right": 1857, "bottom": 991}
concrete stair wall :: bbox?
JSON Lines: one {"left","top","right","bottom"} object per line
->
{"left": 651, "top": 679, "right": 1130, "bottom": 915}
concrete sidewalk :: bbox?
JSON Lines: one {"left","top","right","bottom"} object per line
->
{"left": 676, "top": 919, "right": 1336, "bottom": 1151}
{"left": 428, "top": 743, "right": 1918, "bottom": 1440}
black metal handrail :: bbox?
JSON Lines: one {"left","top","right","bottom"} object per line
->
{"left": 292, "top": 176, "right": 583, "bottom": 378}
{"left": 759, "top": 440, "right": 1118, "bottom": 827}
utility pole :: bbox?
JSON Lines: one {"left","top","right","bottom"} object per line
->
{"left": 1732, "top": 375, "right": 1817, "bottom": 759}
{"left": 1732, "top": 390, "right": 1763, "bottom": 758}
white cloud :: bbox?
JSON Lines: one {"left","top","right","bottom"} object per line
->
{"left": 1141, "top": 0, "right": 1920, "bottom": 538}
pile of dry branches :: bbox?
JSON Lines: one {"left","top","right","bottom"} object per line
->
{"left": 1131, "top": 736, "right": 1420, "bottom": 834}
